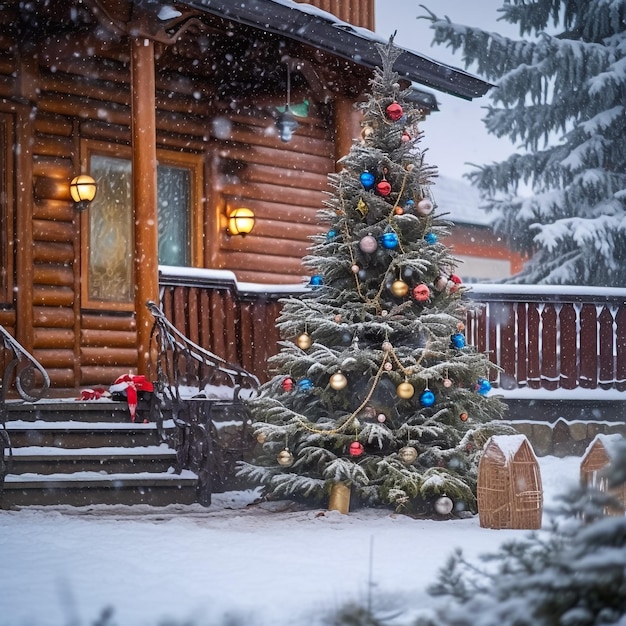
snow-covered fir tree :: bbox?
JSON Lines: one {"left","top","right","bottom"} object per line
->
{"left": 238, "top": 40, "right": 512, "bottom": 518}
{"left": 423, "top": 0, "right": 626, "bottom": 286}
{"left": 414, "top": 438, "right": 626, "bottom": 626}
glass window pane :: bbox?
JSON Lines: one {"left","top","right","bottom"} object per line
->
{"left": 157, "top": 164, "right": 190, "bottom": 266}
{"left": 88, "top": 155, "right": 133, "bottom": 303}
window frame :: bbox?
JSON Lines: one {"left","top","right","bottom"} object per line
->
{"left": 79, "top": 140, "right": 204, "bottom": 311}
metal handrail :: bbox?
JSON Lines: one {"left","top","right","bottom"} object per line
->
{"left": 1, "top": 324, "right": 50, "bottom": 493}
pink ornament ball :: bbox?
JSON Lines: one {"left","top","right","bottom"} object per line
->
{"left": 359, "top": 235, "right": 378, "bottom": 253}
{"left": 416, "top": 198, "right": 434, "bottom": 215}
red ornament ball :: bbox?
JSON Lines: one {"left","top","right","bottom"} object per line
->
{"left": 412, "top": 283, "right": 431, "bottom": 302}
{"left": 281, "top": 377, "right": 295, "bottom": 392}
{"left": 386, "top": 102, "right": 404, "bottom": 121}
{"left": 349, "top": 441, "right": 364, "bottom": 457}
{"left": 449, "top": 274, "right": 462, "bottom": 293}
{"left": 376, "top": 180, "right": 392, "bottom": 196}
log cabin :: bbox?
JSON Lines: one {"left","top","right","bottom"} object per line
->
{"left": 0, "top": 0, "right": 511, "bottom": 394}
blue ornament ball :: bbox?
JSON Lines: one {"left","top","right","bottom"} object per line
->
{"left": 326, "top": 230, "right": 337, "bottom": 240}
{"left": 424, "top": 232, "right": 437, "bottom": 244}
{"left": 420, "top": 389, "right": 435, "bottom": 407}
{"left": 309, "top": 275, "right": 323, "bottom": 287}
{"left": 360, "top": 171, "right": 375, "bottom": 189}
{"left": 298, "top": 378, "right": 313, "bottom": 391}
{"left": 380, "top": 232, "right": 399, "bottom": 249}
{"left": 477, "top": 378, "right": 492, "bottom": 395}
{"left": 404, "top": 199, "right": 415, "bottom": 213}
{"left": 451, "top": 333, "right": 466, "bottom": 349}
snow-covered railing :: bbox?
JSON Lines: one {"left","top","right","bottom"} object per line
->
{"left": 158, "top": 267, "right": 626, "bottom": 395}
{"left": 465, "top": 284, "right": 626, "bottom": 393}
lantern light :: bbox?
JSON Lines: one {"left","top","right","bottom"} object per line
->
{"left": 227, "top": 207, "right": 256, "bottom": 237}
{"left": 69, "top": 175, "right": 97, "bottom": 211}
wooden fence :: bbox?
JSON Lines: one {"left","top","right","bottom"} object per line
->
{"left": 159, "top": 268, "right": 626, "bottom": 392}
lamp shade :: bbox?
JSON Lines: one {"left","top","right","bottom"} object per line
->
{"left": 227, "top": 207, "right": 255, "bottom": 236}
{"left": 276, "top": 106, "right": 299, "bottom": 142}
{"left": 69, "top": 175, "right": 97, "bottom": 203}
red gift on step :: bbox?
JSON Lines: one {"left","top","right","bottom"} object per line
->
{"left": 109, "top": 374, "right": 154, "bottom": 422}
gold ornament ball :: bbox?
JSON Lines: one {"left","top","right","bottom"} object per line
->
{"left": 398, "top": 446, "right": 418, "bottom": 464}
{"left": 277, "top": 449, "right": 294, "bottom": 466}
{"left": 256, "top": 432, "right": 267, "bottom": 444}
{"left": 296, "top": 333, "right": 312, "bottom": 350}
{"left": 390, "top": 279, "right": 409, "bottom": 297}
{"left": 329, "top": 371, "right": 348, "bottom": 390}
{"left": 397, "top": 381, "right": 415, "bottom": 399}
{"left": 381, "top": 340, "right": 393, "bottom": 352}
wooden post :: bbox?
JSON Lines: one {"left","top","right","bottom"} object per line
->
{"left": 334, "top": 95, "right": 362, "bottom": 170}
{"left": 130, "top": 37, "right": 159, "bottom": 376}
{"left": 14, "top": 49, "right": 38, "bottom": 352}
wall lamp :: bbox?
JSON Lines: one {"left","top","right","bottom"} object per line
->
{"left": 227, "top": 207, "right": 255, "bottom": 237}
{"left": 69, "top": 175, "right": 97, "bottom": 211}
{"left": 276, "top": 63, "right": 299, "bottom": 142}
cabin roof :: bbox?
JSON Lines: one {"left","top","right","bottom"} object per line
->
{"left": 180, "top": 0, "right": 494, "bottom": 101}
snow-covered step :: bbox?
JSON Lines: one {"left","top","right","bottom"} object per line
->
{"left": 2, "top": 469, "right": 198, "bottom": 507}
{"left": 5, "top": 420, "right": 164, "bottom": 449}
{"left": 9, "top": 444, "right": 177, "bottom": 474}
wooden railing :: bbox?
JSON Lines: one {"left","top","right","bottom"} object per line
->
{"left": 159, "top": 267, "right": 626, "bottom": 393}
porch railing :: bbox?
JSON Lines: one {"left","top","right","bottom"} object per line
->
{"left": 158, "top": 266, "right": 626, "bottom": 394}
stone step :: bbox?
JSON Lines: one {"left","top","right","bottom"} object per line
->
{"left": 2, "top": 470, "right": 198, "bottom": 507}
{"left": 8, "top": 444, "right": 177, "bottom": 474}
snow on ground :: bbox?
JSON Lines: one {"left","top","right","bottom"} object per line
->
{"left": 0, "top": 455, "right": 580, "bottom": 626}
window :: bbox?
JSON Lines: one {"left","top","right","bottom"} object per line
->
{"left": 81, "top": 141, "right": 204, "bottom": 310}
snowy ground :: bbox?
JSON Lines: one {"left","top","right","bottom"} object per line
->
{"left": 1, "top": 455, "right": 580, "bottom": 626}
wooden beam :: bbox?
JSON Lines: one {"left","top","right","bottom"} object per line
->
{"left": 130, "top": 36, "right": 159, "bottom": 376}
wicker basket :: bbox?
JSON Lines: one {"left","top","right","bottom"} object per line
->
{"left": 477, "top": 434, "right": 543, "bottom": 529}
{"left": 580, "top": 434, "right": 626, "bottom": 515}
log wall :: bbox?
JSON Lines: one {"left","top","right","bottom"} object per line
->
{"left": 0, "top": 21, "right": 338, "bottom": 389}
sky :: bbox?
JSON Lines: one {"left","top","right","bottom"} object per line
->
{"left": 0, "top": 454, "right": 580, "bottom": 626}
{"left": 374, "top": 0, "right": 520, "bottom": 182}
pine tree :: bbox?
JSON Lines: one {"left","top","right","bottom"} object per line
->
{"left": 423, "top": 1, "right": 626, "bottom": 286}
{"left": 413, "top": 439, "right": 626, "bottom": 626}
{"left": 238, "top": 40, "right": 511, "bottom": 518}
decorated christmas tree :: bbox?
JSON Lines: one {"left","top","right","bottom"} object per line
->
{"left": 238, "top": 40, "right": 511, "bottom": 517}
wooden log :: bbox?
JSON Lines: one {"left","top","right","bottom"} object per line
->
{"left": 45, "top": 368, "right": 76, "bottom": 388}
{"left": 80, "top": 329, "right": 136, "bottom": 348}
{"left": 34, "top": 113, "right": 74, "bottom": 137}
{"left": 81, "top": 313, "right": 136, "bottom": 332}
{"left": 32, "top": 218, "right": 74, "bottom": 242}
{"left": 33, "top": 264, "right": 74, "bottom": 287}
{"left": 33, "top": 199, "right": 75, "bottom": 222}
{"left": 32, "top": 241, "right": 74, "bottom": 265}
{"left": 32, "top": 349, "right": 76, "bottom": 369}
{"left": 80, "top": 347, "right": 138, "bottom": 366}
{"left": 32, "top": 286, "right": 74, "bottom": 307}
{"left": 33, "top": 328, "right": 74, "bottom": 349}
{"left": 80, "top": 366, "right": 138, "bottom": 387}
{"left": 221, "top": 251, "right": 309, "bottom": 277}
{"left": 33, "top": 306, "right": 74, "bottom": 328}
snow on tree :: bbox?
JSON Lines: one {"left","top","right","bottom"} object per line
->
{"left": 422, "top": 1, "right": 626, "bottom": 286}
{"left": 414, "top": 439, "right": 626, "bottom": 626}
{"left": 237, "top": 39, "right": 512, "bottom": 518}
